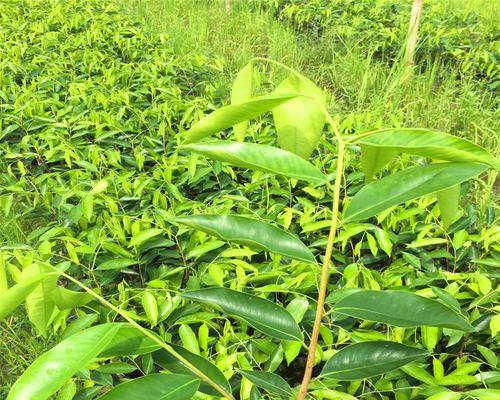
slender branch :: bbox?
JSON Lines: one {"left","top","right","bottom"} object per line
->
{"left": 36, "top": 260, "right": 235, "bottom": 400}
{"left": 249, "top": 57, "right": 348, "bottom": 398}
{"left": 297, "top": 139, "right": 345, "bottom": 400}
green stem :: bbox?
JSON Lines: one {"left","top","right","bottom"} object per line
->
{"left": 37, "top": 260, "right": 235, "bottom": 400}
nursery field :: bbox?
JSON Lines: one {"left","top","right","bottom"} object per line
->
{"left": 0, "top": 0, "right": 498, "bottom": 399}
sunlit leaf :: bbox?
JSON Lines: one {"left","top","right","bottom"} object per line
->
{"left": 272, "top": 75, "right": 325, "bottom": 158}
{"left": 173, "top": 214, "right": 315, "bottom": 263}
{"left": 181, "top": 141, "right": 327, "bottom": 184}
{"left": 344, "top": 162, "right": 487, "bottom": 222}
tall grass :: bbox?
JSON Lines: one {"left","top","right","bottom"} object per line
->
{"left": 124, "top": 0, "right": 499, "bottom": 151}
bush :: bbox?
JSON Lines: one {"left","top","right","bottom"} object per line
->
{"left": 0, "top": 0, "right": 499, "bottom": 399}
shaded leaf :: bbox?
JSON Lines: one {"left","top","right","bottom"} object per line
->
{"left": 99, "top": 324, "right": 162, "bottom": 357}
{"left": 360, "top": 145, "right": 396, "bottom": 182}
{"left": 321, "top": 341, "right": 429, "bottom": 380}
{"left": 153, "top": 344, "right": 231, "bottom": 396}
{"left": 52, "top": 286, "right": 94, "bottom": 309}
{"left": 240, "top": 370, "right": 292, "bottom": 398}
{"left": 334, "top": 290, "right": 473, "bottom": 331}
{"left": 182, "top": 287, "right": 303, "bottom": 341}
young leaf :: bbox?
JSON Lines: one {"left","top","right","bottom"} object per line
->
{"left": 436, "top": 184, "right": 460, "bottom": 228}
{"left": 321, "top": 341, "right": 429, "bottom": 380}
{"left": 173, "top": 214, "right": 315, "bottom": 263}
{"left": 21, "top": 263, "right": 58, "bottom": 336}
{"left": 99, "top": 324, "right": 162, "bottom": 357}
{"left": 334, "top": 290, "right": 473, "bottom": 331}
{"left": 231, "top": 62, "right": 252, "bottom": 141}
{"left": 142, "top": 292, "right": 159, "bottom": 326}
{"left": 240, "top": 370, "right": 292, "bottom": 398}
{"left": 7, "top": 323, "right": 121, "bottom": 400}
{"left": 97, "top": 258, "right": 138, "bottom": 271}
{"left": 153, "top": 345, "right": 231, "bottom": 396}
{"left": 344, "top": 162, "right": 488, "bottom": 222}
{"left": 129, "top": 229, "right": 164, "bottom": 247}
{"left": 52, "top": 286, "right": 94, "bottom": 309}
{"left": 360, "top": 145, "right": 397, "bottom": 182}
{"left": 357, "top": 129, "right": 499, "bottom": 169}
{"left": 181, "top": 141, "right": 327, "bottom": 184}
{"left": 182, "top": 287, "right": 303, "bottom": 341}
{"left": 0, "top": 274, "right": 49, "bottom": 321}
{"left": 96, "top": 373, "right": 199, "bottom": 400}
{"left": 272, "top": 75, "right": 326, "bottom": 159}
{"left": 184, "top": 93, "right": 298, "bottom": 143}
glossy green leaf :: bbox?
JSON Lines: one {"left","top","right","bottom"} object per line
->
{"left": 7, "top": 323, "right": 121, "bottom": 400}
{"left": 181, "top": 141, "right": 326, "bottom": 184}
{"left": 334, "top": 290, "right": 473, "bottom": 331}
{"left": 153, "top": 345, "right": 231, "bottom": 396}
{"left": 231, "top": 62, "right": 252, "bottom": 141}
{"left": 56, "top": 380, "right": 76, "bottom": 400}
{"left": 182, "top": 287, "right": 303, "bottom": 341}
{"left": 99, "top": 324, "right": 162, "bottom": 357}
{"left": 358, "top": 129, "right": 499, "bottom": 169}
{"left": 52, "top": 286, "right": 94, "bottom": 309}
{"left": 240, "top": 370, "right": 292, "bottom": 398}
{"left": 173, "top": 214, "right": 315, "bottom": 263}
{"left": 436, "top": 184, "right": 460, "bottom": 228}
{"left": 184, "top": 93, "right": 298, "bottom": 143}
{"left": 272, "top": 75, "right": 326, "bottom": 159}
{"left": 178, "top": 324, "right": 200, "bottom": 355}
{"left": 344, "top": 162, "right": 488, "bottom": 222}
{"left": 97, "top": 373, "right": 199, "bottom": 400}
{"left": 321, "top": 341, "right": 429, "bottom": 380}
{"left": 0, "top": 274, "right": 49, "bottom": 321}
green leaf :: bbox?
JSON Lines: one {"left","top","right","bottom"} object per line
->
{"left": 129, "top": 229, "right": 164, "bottom": 247}
{"left": 178, "top": 324, "right": 200, "bottom": 355}
{"left": 240, "top": 370, "right": 292, "bottom": 398}
{"left": 272, "top": 75, "right": 326, "bottom": 159}
{"left": 231, "top": 62, "right": 252, "bottom": 141}
{"left": 334, "top": 290, "right": 473, "bottom": 331}
{"left": 360, "top": 145, "right": 397, "bottom": 182}
{"left": 52, "top": 286, "right": 94, "bottom": 309}
{"left": 20, "top": 263, "right": 58, "bottom": 336}
{"left": 97, "top": 258, "right": 138, "bottom": 271}
{"left": 56, "top": 380, "right": 76, "bottom": 400}
{"left": 0, "top": 274, "right": 49, "bottom": 321}
{"left": 184, "top": 93, "right": 298, "bottom": 143}
{"left": 7, "top": 323, "right": 121, "bottom": 400}
{"left": 182, "top": 287, "right": 303, "bottom": 341}
{"left": 357, "top": 129, "right": 499, "bottom": 169}
{"left": 142, "top": 292, "right": 158, "bottom": 326}
{"left": 153, "top": 345, "right": 231, "bottom": 396}
{"left": 96, "top": 373, "right": 199, "bottom": 400}
{"left": 99, "top": 324, "right": 162, "bottom": 357}
{"left": 344, "top": 162, "right": 488, "bottom": 222}
{"left": 436, "top": 184, "right": 460, "bottom": 228}
{"left": 173, "top": 214, "right": 315, "bottom": 263}
{"left": 321, "top": 341, "right": 429, "bottom": 380}
{"left": 181, "top": 141, "right": 326, "bottom": 184}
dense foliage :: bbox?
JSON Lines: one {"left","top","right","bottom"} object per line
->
{"left": 0, "top": 0, "right": 499, "bottom": 400}
{"left": 253, "top": 0, "right": 499, "bottom": 87}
